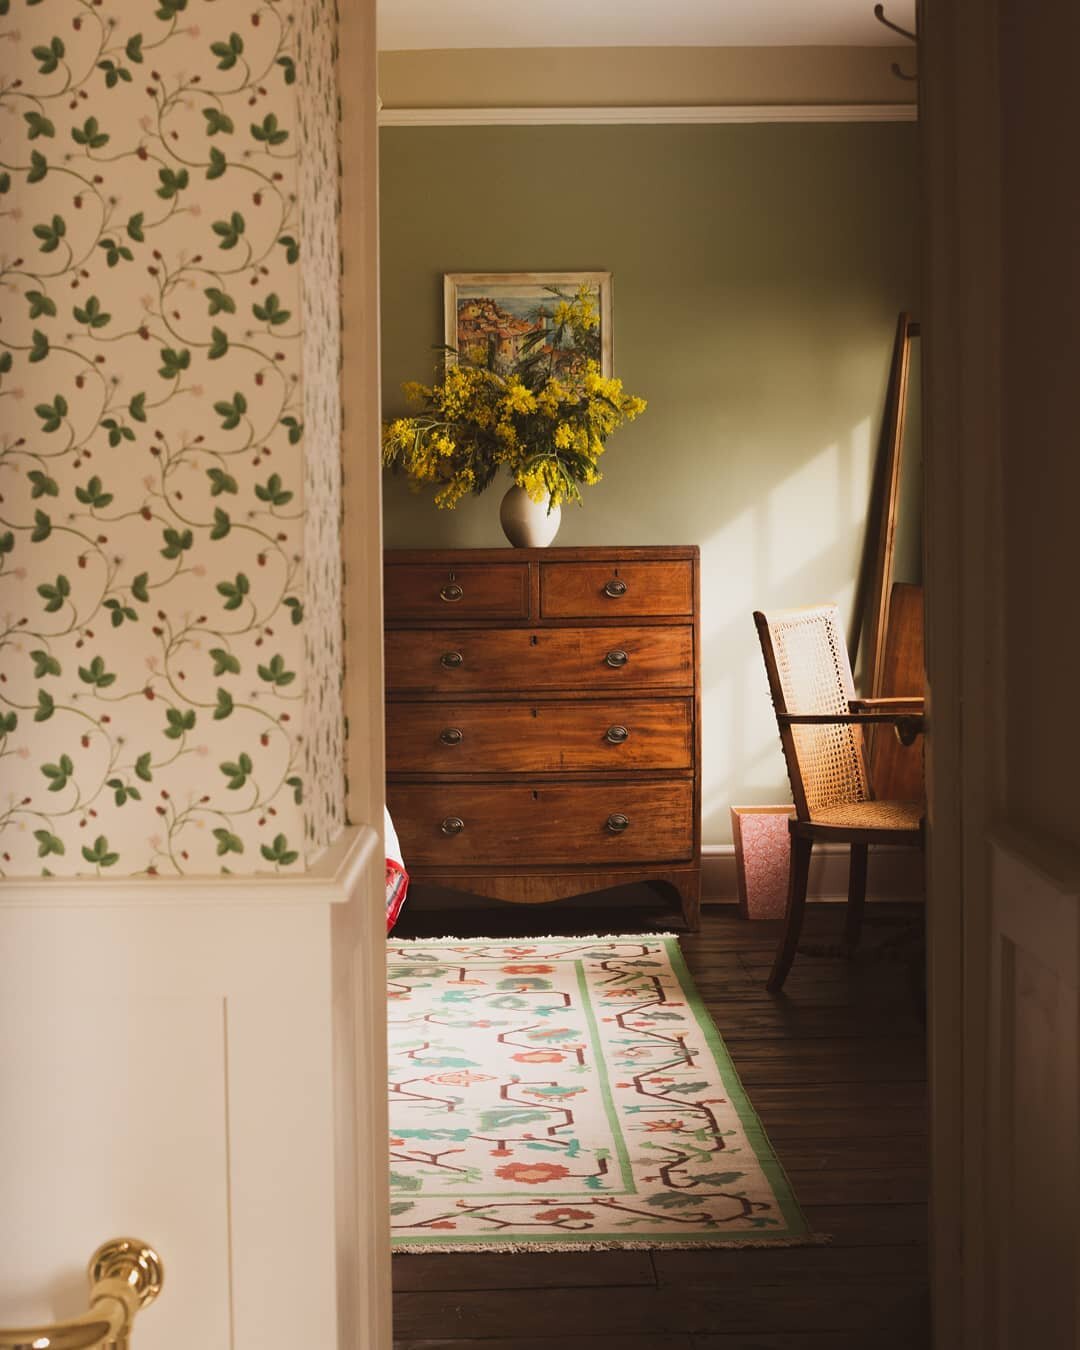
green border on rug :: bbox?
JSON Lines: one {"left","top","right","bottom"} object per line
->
{"left": 575, "top": 957, "right": 637, "bottom": 1195}
{"left": 662, "top": 936, "right": 812, "bottom": 1242}
{"left": 388, "top": 932, "right": 825, "bottom": 1252}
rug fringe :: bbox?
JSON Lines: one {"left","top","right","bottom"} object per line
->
{"left": 394, "top": 1233, "right": 832, "bottom": 1254}
{"left": 389, "top": 931, "right": 681, "bottom": 946}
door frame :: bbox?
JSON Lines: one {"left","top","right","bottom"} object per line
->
{"left": 920, "top": 0, "right": 1005, "bottom": 1343}
{"left": 339, "top": 0, "right": 393, "bottom": 1346}
{"left": 342, "top": 2, "right": 1014, "bottom": 1340}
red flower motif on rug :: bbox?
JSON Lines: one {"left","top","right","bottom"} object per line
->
{"left": 494, "top": 1162, "right": 570, "bottom": 1185}
{"left": 428, "top": 1071, "right": 495, "bottom": 1086}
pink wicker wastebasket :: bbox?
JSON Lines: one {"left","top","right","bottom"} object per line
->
{"left": 731, "top": 805, "right": 796, "bottom": 921}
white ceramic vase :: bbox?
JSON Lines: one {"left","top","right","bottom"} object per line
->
{"left": 499, "top": 482, "right": 561, "bottom": 548}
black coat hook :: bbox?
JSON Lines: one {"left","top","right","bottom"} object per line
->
{"left": 873, "top": 5, "right": 918, "bottom": 82}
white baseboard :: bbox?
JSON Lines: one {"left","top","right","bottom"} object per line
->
{"left": 403, "top": 842, "right": 925, "bottom": 911}
{"left": 703, "top": 842, "right": 925, "bottom": 905}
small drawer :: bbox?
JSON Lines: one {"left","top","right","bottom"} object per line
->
{"left": 540, "top": 561, "right": 693, "bottom": 618}
{"left": 387, "top": 781, "right": 694, "bottom": 867}
{"left": 387, "top": 699, "right": 693, "bottom": 774}
{"left": 385, "top": 625, "right": 694, "bottom": 693}
{"left": 384, "top": 563, "right": 529, "bottom": 621}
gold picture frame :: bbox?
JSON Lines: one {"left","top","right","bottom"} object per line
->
{"left": 443, "top": 271, "right": 613, "bottom": 377}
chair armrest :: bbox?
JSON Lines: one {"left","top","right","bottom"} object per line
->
{"left": 778, "top": 710, "right": 926, "bottom": 746}
{"left": 849, "top": 696, "right": 925, "bottom": 714}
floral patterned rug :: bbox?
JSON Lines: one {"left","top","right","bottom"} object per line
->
{"left": 387, "top": 933, "right": 820, "bottom": 1252}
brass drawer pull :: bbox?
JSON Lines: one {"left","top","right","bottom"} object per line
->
{"left": 440, "top": 582, "right": 464, "bottom": 603}
{"left": 605, "top": 648, "right": 629, "bottom": 668}
{"left": 605, "top": 725, "right": 630, "bottom": 745}
{"left": 603, "top": 578, "right": 628, "bottom": 598}
{"left": 439, "top": 727, "right": 464, "bottom": 746}
{"left": 606, "top": 812, "right": 630, "bottom": 833}
{"left": 441, "top": 816, "right": 465, "bottom": 836}
{"left": 440, "top": 650, "right": 464, "bottom": 669}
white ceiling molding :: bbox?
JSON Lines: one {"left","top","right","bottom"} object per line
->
{"left": 378, "top": 103, "right": 917, "bottom": 127}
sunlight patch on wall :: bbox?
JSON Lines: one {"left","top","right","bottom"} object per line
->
{"left": 767, "top": 442, "right": 840, "bottom": 589}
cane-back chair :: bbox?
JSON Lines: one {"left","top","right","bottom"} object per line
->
{"left": 753, "top": 605, "right": 925, "bottom": 992}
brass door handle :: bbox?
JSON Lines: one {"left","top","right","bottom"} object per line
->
{"left": 441, "top": 816, "right": 465, "bottom": 836}
{"left": 606, "top": 812, "right": 630, "bottom": 833}
{"left": 440, "top": 650, "right": 464, "bottom": 668}
{"left": 605, "top": 648, "right": 629, "bottom": 668}
{"left": 439, "top": 727, "right": 464, "bottom": 746}
{"left": 0, "top": 1238, "right": 164, "bottom": 1350}
{"left": 605, "top": 725, "right": 630, "bottom": 744}
{"left": 603, "top": 578, "right": 628, "bottom": 598}
{"left": 440, "top": 582, "right": 463, "bottom": 602}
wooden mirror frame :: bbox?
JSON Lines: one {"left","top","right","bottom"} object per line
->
{"left": 851, "top": 311, "right": 921, "bottom": 696}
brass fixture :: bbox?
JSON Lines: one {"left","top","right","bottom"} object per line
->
{"left": 0, "top": 1239, "right": 163, "bottom": 1350}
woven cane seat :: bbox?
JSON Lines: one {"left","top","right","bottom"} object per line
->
{"left": 810, "top": 799, "right": 923, "bottom": 831}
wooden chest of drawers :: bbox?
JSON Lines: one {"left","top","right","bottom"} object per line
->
{"left": 384, "top": 546, "right": 701, "bottom": 928}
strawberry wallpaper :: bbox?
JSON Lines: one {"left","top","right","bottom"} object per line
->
{"left": 0, "top": 0, "right": 344, "bottom": 875}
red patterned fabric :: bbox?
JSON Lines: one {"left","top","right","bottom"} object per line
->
{"left": 386, "top": 857, "right": 408, "bottom": 934}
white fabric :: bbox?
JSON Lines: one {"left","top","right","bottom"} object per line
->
{"left": 384, "top": 805, "right": 404, "bottom": 868}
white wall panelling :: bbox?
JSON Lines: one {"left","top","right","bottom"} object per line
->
{"left": 0, "top": 824, "right": 381, "bottom": 1350}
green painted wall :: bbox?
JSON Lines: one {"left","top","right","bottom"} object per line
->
{"left": 379, "top": 124, "right": 920, "bottom": 845}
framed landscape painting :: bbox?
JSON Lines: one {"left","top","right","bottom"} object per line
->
{"left": 443, "top": 271, "right": 613, "bottom": 377}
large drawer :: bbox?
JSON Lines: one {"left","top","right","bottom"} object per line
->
{"left": 385, "top": 625, "right": 694, "bottom": 692}
{"left": 540, "top": 560, "right": 693, "bottom": 618}
{"left": 388, "top": 781, "right": 694, "bottom": 866}
{"left": 384, "top": 563, "right": 529, "bottom": 621}
{"left": 387, "top": 698, "right": 693, "bottom": 774}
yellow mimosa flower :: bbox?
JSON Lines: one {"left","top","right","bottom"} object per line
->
{"left": 381, "top": 287, "right": 643, "bottom": 509}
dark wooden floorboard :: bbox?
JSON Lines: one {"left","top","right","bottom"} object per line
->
{"left": 393, "top": 1250, "right": 655, "bottom": 1293}
{"left": 394, "top": 1339, "right": 693, "bottom": 1350}
{"left": 391, "top": 901, "right": 929, "bottom": 1348}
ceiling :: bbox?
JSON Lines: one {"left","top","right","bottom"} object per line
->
{"left": 377, "top": 0, "right": 918, "bottom": 52}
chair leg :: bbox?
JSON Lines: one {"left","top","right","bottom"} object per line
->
{"left": 844, "top": 842, "right": 869, "bottom": 953}
{"left": 767, "top": 834, "right": 813, "bottom": 993}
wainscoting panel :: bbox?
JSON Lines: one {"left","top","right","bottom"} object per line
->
{"left": 0, "top": 825, "right": 382, "bottom": 1350}
{"left": 0, "top": 990, "right": 232, "bottom": 1345}
{"left": 989, "top": 832, "right": 1080, "bottom": 1350}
